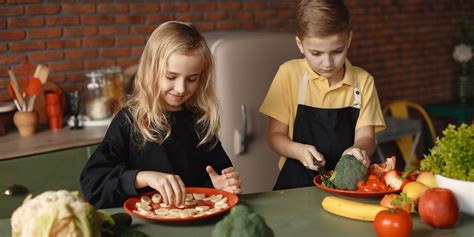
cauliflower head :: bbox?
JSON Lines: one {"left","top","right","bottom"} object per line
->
{"left": 11, "top": 190, "right": 112, "bottom": 237}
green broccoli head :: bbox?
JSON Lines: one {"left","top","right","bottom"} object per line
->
{"left": 329, "top": 154, "right": 368, "bottom": 190}
{"left": 211, "top": 205, "right": 274, "bottom": 237}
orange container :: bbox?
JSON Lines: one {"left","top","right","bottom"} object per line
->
{"left": 44, "top": 90, "right": 62, "bottom": 105}
{"left": 46, "top": 104, "right": 62, "bottom": 117}
{"left": 48, "top": 115, "right": 62, "bottom": 130}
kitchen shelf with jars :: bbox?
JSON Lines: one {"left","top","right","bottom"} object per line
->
{"left": 67, "top": 66, "right": 125, "bottom": 128}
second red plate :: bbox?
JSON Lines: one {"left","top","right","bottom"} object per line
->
{"left": 313, "top": 175, "right": 402, "bottom": 199}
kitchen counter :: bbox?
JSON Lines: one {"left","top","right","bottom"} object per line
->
{"left": 0, "top": 125, "right": 107, "bottom": 161}
{"left": 2, "top": 187, "right": 472, "bottom": 236}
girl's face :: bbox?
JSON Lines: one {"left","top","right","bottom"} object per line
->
{"left": 296, "top": 32, "right": 351, "bottom": 82}
{"left": 159, "top": 51, "right": 203, "bottom": 111}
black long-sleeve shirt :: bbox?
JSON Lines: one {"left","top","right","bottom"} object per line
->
{"left": 80, "top": 108, "right": 232, "bottom": 209}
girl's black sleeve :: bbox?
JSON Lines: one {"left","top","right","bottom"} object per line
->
{"left": 79, "top": 110, "right": 139, "bottom": 209}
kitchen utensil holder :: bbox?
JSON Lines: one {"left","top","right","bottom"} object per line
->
{"left": 13, "top": 111, "right": 38, "bottom": 136}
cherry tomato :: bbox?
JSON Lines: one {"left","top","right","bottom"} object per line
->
{"left": 374, "top": 208, "right": 412, "bottom": 237}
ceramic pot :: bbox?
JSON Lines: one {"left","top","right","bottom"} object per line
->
{"left": 13, "top": 111, "right": 38, "bottom": 137}
{"left": 435, "top": 174, "right": 474, "bottom": 216}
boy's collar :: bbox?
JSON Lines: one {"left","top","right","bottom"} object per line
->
{"left": 304, "top": 58, "right": 356, "bottom": 86}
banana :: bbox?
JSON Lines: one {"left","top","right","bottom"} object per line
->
{"left": 321, "top": 196, "right": 387, "bottom": 221}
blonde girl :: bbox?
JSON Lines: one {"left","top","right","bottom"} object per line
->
{"left": 81, "top": 21, "right": 242, "bottom": 208}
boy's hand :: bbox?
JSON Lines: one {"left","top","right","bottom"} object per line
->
{"left": 206, "top": 166, "right": 242, "bottom": 194}
{"left": 136, "top": 171, "right": 186, "bottom": 206}
{"left": 342, "top": 147, "right": 370, "bottom": 168}
{"left": 296, "top": 143, "right": 325, "bottom": 171}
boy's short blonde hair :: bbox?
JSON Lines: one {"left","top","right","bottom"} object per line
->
{"left": 296, "top": 0, "right": 351, "bottom": 39}
{"left": 125, "top": 21, "right": 220, "bottom": 149}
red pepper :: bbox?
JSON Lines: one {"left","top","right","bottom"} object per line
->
{"left": 357, "top": 180, "right": 366, "bottom": 191}
{"left": 358, "top": 178, "right": 389, "bottom": 192}
{"left": 368, "top": 174, "right": 379, "bottom": 181}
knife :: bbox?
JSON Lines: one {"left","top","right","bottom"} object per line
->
{"left": 313, "top": 158, "right": 329, "bottom": 182}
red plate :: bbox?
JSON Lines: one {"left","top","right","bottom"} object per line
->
{"left": 123, "top": 187, "right": 239, "bottom": 223}
{"left": 313, "top": 174, "right": 402, "bottom": 199}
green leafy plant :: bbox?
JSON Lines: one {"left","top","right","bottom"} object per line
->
{"left": 420, "top": 124, "right": 474, "bottom": 181}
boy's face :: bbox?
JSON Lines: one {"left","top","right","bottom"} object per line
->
{"left": 159, "top": 51, "right": 202, "bottom": 111}
{"left": 296, "top": 32, "right": 351, "bottom": 82}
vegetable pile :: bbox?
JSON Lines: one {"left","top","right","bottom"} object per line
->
{"left": 211, "top": 205, "right": 273, "bottom": 237}
{"left": 322, "top": 155, "right": 417, "bottom": 193}
{"left": 420, "top": 123, "right": 474, "bottom": 181}
{"left": 11, "top": 190, "right": 146, "bottom": 237}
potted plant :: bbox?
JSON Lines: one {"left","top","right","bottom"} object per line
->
{"left": 420, "top": 123, "right": 474, "bottom": 216}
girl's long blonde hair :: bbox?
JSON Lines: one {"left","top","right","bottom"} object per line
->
{"left": 123, "top": 21, "right": 220, "bottom": 149}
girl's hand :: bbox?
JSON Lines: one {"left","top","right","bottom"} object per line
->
{"left": 343, "top": 147, "right": 370, "bottom": 168}
{"left": 206, "top": 166, "right": 242, "bottom": 194}
{"left": 136, "top": 171, "right": 186, "bottom": 206}
{"left": 296, "top": 143, "right": 325, "bottom": 171}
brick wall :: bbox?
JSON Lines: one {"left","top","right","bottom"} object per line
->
{"left": 1, "top": 0, "right": 473, "bottom": 112}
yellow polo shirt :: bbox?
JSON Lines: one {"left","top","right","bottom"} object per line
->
{"left": 259, "top": 58, "right": 386, "bottom": 167}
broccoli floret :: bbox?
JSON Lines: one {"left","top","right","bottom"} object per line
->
{"left": 329, "top": 154, "right": 368, "bottom": 190}
{"left": 211, "top": 205, "right": 273, "bottom": 237}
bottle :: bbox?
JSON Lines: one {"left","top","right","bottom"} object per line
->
{"left": 103, "top": 66, "right": 124, "bottom": 113}
{"left": 84, "top": 71, "right": 111, "bottom": 120}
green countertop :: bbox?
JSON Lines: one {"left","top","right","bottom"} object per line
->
{"left": 2, "top": 187, "right": 473, "bottom": 237}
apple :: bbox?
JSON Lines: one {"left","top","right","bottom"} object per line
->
{"left": 402, "top": 181, "right": 429, "bottom": 203}
{"left": 418, "top": 188, "right": 459, "bottom": 228}
{"left": 416, "top": 171, "right": 437, "bottom": 188}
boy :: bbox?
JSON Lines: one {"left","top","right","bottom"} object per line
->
{"left": 259, "top": 0, "right": 385, "bottom": 190}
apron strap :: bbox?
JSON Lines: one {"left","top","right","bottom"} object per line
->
{"left": 297, "top": 70, "right": 309, "bottom": 105}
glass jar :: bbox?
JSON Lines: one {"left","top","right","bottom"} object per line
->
{"left": 84, "top": 71, "right": 111, "bottom": 120}
{"left": 103, "top": 66, "right": 124, "bottom": 113}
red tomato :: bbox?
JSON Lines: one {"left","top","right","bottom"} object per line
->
{"left": 374, "top": 209, "right": 412, "bottom": 237}
{"left": 418, "top": 188, "right": 459, "bottom": 228}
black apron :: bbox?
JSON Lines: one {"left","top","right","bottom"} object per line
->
{"left": 273, "top": 70, "right": 361, "bottom": 190}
